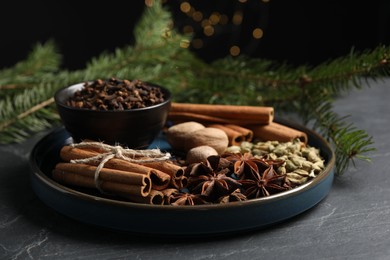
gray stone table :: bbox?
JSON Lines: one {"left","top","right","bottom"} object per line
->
{"left": 1, "top": 79, "right": 390, "bottom": 260}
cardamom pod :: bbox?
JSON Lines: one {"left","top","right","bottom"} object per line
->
{"left": 240, "top": 141, "right": 253, "bottom": 153}
{"left": 225, "top": 145, "right": 241, "bottom": 154}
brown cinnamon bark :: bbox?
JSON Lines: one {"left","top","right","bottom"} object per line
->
{"left": 140, "top": 160, "right": 188, "bottom": 190}
{"left": 208, "top": 124, "right": 245, "bottom": 146}
{"left": 55, "top": 162, "right": 150, "bottom": 186}
{"left": 224, "top": 124, "right": 253, "bottom": 142}
{"left": 249, "top": 122, "right": 308, "bottom": 144}
{"left": 120, "top": 190, "right": 164, "bottom": 205}
{"left": 52, "top": 168, "right": 150, "bottom": 197}
{"left": 60, "top": 146, "right": 171, "bottom": 190}
{"left": 168, "top": 102, "right": 274, "bottom": 125}
{"left": 140, "top": 161, "right": 184, "bottom": 179}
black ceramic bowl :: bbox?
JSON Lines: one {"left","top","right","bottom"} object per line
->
{"left": 54, "top": 81, "right": 172, "bottom": 148}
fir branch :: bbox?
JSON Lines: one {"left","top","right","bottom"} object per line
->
{"left": 0, "top": 71, "right": 85, "bottom": 143}
{"left": 171, "top": 47, "right": 390, "bottom": 103}
{"left": 0, "top": 97, "right": 54, "bottom": 130}
{"left": 0, "top": 107, "right": 60, "bottom": 144}
{"left": 300, "top": 98, "right": 375, "bottom": 175}
{"left": 0, "top": 83, "right": 56, "bottom": 143}
{"left": 0, "top": 41, "right": 61, "bottom": 89}
{"left": 134, "top": 1, "right": 173, "bottom": 48}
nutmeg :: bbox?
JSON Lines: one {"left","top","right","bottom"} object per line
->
{"left": 166, "top": 121, "right": 205, "bottom": 151}
{"left": 184, "top": 127, "right": 229, "bottom": 154}
{"left": 186, "top": 145, "right": 218, "bottom": 165}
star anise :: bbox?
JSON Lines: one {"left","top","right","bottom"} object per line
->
{"left": 240, "top": 161, "right": 289, "bottom": 198}
{"left": 187, "top": 155, "right": 240, "bottom": 201}
{"left": 218, "top": 189, "right": 247, "bottom": 203}
{"left": 222, "top": 152, "right": 269, "bottom": 179}
{"left": 170, "top": 192, "right": 208, "bottom": 206}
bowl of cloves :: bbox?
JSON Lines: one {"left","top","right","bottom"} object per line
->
{"left": 54, "top": 78, "right": 172, "bottom": 148}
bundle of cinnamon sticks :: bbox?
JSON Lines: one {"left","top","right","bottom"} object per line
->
{"left": 168, "top": 102, "right": 308, "bottom": 145}
{"left": 52, "top": 143, "right": 186, "bottom": 205}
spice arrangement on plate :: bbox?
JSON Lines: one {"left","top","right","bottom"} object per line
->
{"left": 51, "top": 78, "right": 325, "bottom": 206}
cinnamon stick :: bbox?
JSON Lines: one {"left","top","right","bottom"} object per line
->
{"left": 52, "top": 168, "right": 150, "bottom": 197}
{"left": 140, "top": 160, "right": 184, "bottom": 179}
{"left": 55, "top": 162, "right": 150, "bottom": 186}
{"left": 208, "top": 124, "right": 245, "bottom": 146}
{"left": 120, "top": 190, "right": 164, "bottom": 205}
{"left": 60, "top": 146, "right": 171, "bottom": 190}
{"left": 140, "top": 160, "right": 188, "bottom": 190}
{"left": 168, "top": 102, "right": 274, "bottom": 125}
{"left": 224, "top": 124, "right": 253, "bottom": 142}
{"left": 249, "top": 122, "right": 308, "bottom": 144}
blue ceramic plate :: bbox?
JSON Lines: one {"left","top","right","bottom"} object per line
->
{"left": 29, "top": 120, "right": 335, "bottom": 236}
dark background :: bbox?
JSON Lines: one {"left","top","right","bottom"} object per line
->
{"left": 1, "top": 0, "right": 390, "bottom": 70}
